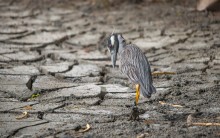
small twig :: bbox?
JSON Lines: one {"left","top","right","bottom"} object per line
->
{"left": 159, "top": 101, "right": 183, "bottom": 108}
{"left": 187, "top": 114, "right": 220, "bottom": 126}
{"left": 192, "top": 123, "right": 220, "bottom": 126}
{"left": 152, "top": 72, "right": 176, "bottom": 76}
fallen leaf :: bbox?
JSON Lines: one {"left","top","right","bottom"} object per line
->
{"left": 187, "top": 114, "right": 193, "bottom": 126}
{"left": 23, "top": 105, "right": 33, "bottom": 110}
{"left": 27, "top": 93, "right": 41, "bottom": 101}
{"left": 137, "top": 133, "right": 149, "bottom": 138}
{"left": 16, "top": 111, "right": 29, "bottom": 120}
{"left": 78, "top": 124, "right": 91, "bottom": 133}
{"left": 144, "top": 120, "right": 155, "bottom": 124}
{"left": 31, "top": 93, "right": 40, "bottom": 99}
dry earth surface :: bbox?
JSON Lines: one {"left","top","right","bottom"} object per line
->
{"left": 0, "top": 0, "right": 219, "bottom": 138}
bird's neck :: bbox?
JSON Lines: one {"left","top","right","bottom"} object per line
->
{"left": 118, "top": 41, "right": 126, "bottom": 54}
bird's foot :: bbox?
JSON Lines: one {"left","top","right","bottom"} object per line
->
{"left": 128, "top": 102, "right": 140, "bottom": 121}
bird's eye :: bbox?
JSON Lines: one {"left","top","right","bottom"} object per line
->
{"left": 109, "top": 45, "right": 113, "bottom": 48}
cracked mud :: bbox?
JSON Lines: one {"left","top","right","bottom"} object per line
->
{"left": 0, "top": 0, "right": 220, "bottom": 138}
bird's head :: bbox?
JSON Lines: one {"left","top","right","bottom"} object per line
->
{"left": 107, "top": 33, "right": 125, "bottom": 68}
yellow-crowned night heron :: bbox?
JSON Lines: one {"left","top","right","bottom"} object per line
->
{"left": 107, "top": 33, "right": 156, "bottom": 105}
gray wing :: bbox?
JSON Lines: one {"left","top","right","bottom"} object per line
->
{"left": 120, "top": 44, "right": 156, "bottom": 97}
{"left": 121, "top": 64, "right": 139, "bottom": 83}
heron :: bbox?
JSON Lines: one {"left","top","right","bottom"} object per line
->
{"left": 107, "top": 33, "right": 156, "bottom": 108}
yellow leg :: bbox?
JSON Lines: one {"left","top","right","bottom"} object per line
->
{"left": 135, "top": 84, "right": 140, "bottom": 105}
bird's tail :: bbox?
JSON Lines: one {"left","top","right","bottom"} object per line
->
{"left": 141, "top": 84, "right": 156, "bottom": 98}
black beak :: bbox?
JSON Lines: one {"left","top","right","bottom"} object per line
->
{"left": 111, "top": 51, "right": 117, "bottom": 68}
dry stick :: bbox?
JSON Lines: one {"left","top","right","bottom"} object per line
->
{"left": 187, "top": 115, "right": 220, "bottom": 127}
{"left": 159, "top": 101, "right": 183, "bottom": 108}
{"left": 152, "top": 72, "right": 176, "bottom": 75}
{"left": 191, "top": 123, "right": 220, "bottom": 126}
